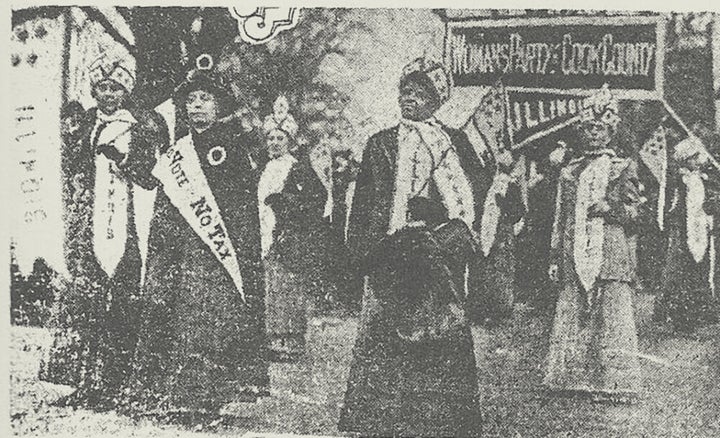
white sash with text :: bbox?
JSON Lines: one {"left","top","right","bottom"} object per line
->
{"left": 152, "top": 134, "right": 246, "bottom": 301}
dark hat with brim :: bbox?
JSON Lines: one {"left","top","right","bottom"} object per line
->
{"left": 175, "top": 69, "right": 234, "bottom": 117}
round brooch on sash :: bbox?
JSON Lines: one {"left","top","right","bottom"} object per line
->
{"left": 196, "top": 53, "right": 214, "bottom": 71}
{"left": 207, "top": 146, "right": 227, "bottom": 166}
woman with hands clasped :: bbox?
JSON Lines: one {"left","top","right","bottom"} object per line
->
{"left": 544, "top": 88, "right": 645, "bottom": 404}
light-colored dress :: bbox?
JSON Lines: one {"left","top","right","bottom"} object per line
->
{"left": 544, "top": 150, "right": 644, "bottom": 396}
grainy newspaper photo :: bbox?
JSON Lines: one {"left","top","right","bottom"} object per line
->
{"left": 6, "top": 3, "right": 720, "bottom": 437}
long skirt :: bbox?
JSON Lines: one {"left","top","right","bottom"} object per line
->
{"left": 39, "top": 249, "right": 141, "bottom": 408}
{"left": 338, "top": 278, "right": 479, "bottom": 437}
{"left": 264, "top": 248, "right": 310, "bottom": 358}
{"left": 126, "top": 236, "right": 270, "bottom": 414}
{"left": 543, "top": 279, "right": 641, "bottom": 396}
{"left": 655, "top": 234, "right": 716, "bottom": 332}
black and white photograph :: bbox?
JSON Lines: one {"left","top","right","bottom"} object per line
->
{"left": 6, "top": 3, "right": 720, "bottom": 437}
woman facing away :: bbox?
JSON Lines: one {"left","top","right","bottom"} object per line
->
{"left": 258, "top": 96, "right": 328, "bottom": 362}
{"left": 544, "top": 86, "right": 646, "bottom": 404}
{"left": 123, "top": 65, "right": 270, "bottom": 421}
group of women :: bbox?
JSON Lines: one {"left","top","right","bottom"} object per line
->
{"left": 36, "top": 49, "right": 720, "bottom": 437}
{"left": 40, "top": 57, "right": 335, "bottom": 420}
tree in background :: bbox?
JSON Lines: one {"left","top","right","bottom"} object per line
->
{"left": 218, "top": 9, "right": 357, "bottom": 115}
{"left": 124, "top": 8, "right": 362, "bottom": 130}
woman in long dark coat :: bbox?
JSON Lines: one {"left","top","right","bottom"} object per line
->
{"left": 39, "top": 57, "right": 164, "bottom": 410}
{"left": 125, "top": 68, "right": 270, "bottom": 418}
{"left": 339, "top": 58, "right": 489, "bottom": 437}
{"left": 655, "top": 141, "right": 720, "bottom": 332}
{"left": 339, "top": 198, "right": 479, "bottom": 437}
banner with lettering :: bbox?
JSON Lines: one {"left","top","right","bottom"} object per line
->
{"left": 445, "top": 15, "right": 666, "bottom": 148}
{"left": 507, "top": 91, "right": 594, "bottom": 145}
{"left": 446, "top": 15, "right": 665, "bottom": 99}
{"left": 10, "top": 15, "right": 67, "bottom": 276}
{"left": 152, "top": 135, "right": 246, "bottom": 301}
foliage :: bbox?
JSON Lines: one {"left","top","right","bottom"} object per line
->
{"left": 217, "top": 8, "right": 362, "bottom": 118}
{"left": 10, "top": 253, "right": 62, "bottom": 327}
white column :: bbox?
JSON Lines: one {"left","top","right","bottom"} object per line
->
{"left": 713, "top": 13, "right": 720, "bottom": 132}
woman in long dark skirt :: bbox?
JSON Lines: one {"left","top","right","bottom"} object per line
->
{"left": 39, "top": 56, "right": 164, "bottom": 411}
{"left": 339, "top": 198, "right": 479, "bottom": 437}
{"left": 655, "top": 141, "right": 720, "bottom": 333}
{"left": 124, "top": 67, "right": 270, "bottom": 420}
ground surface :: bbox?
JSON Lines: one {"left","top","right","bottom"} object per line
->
{"left": 10, "top": 298, "right": 720, "bottom": 437}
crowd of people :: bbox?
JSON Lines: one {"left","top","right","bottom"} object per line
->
{"left": 35, "top": 48, "right": 720, "bottom": 437}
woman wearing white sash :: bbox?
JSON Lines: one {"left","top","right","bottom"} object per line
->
{"left": 655, "top": 140, "right": 720, "bottom": 333}
{"left": 128, "top": 68, "right": 270, "bottom": 419}
{"left": 544, "top": 90, "right": 645, "bottom": 403}
{"left": 259, "top": 97, "right": 328, "bottom": 362}
{"left": 40, "top": 54, "right": 165, "bottom": 410}
{"left": 466, "top": 153, "right": 524, "bottom": 326}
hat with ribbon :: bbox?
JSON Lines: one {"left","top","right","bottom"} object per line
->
{"left": 400, "top": 57, "right": 451, "bottom": 104}
{"left": 89, "top": 54, "right": 136, "bottom": 93}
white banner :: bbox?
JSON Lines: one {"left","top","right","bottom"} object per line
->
{"left": 152, "top": 135, "right": 246, "bottom": 301}
{"left": 135, "top": 98, "right": 176, "bottom": 283}
{"left": 10, "top": 15, "right": 67, "bottom": 276}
